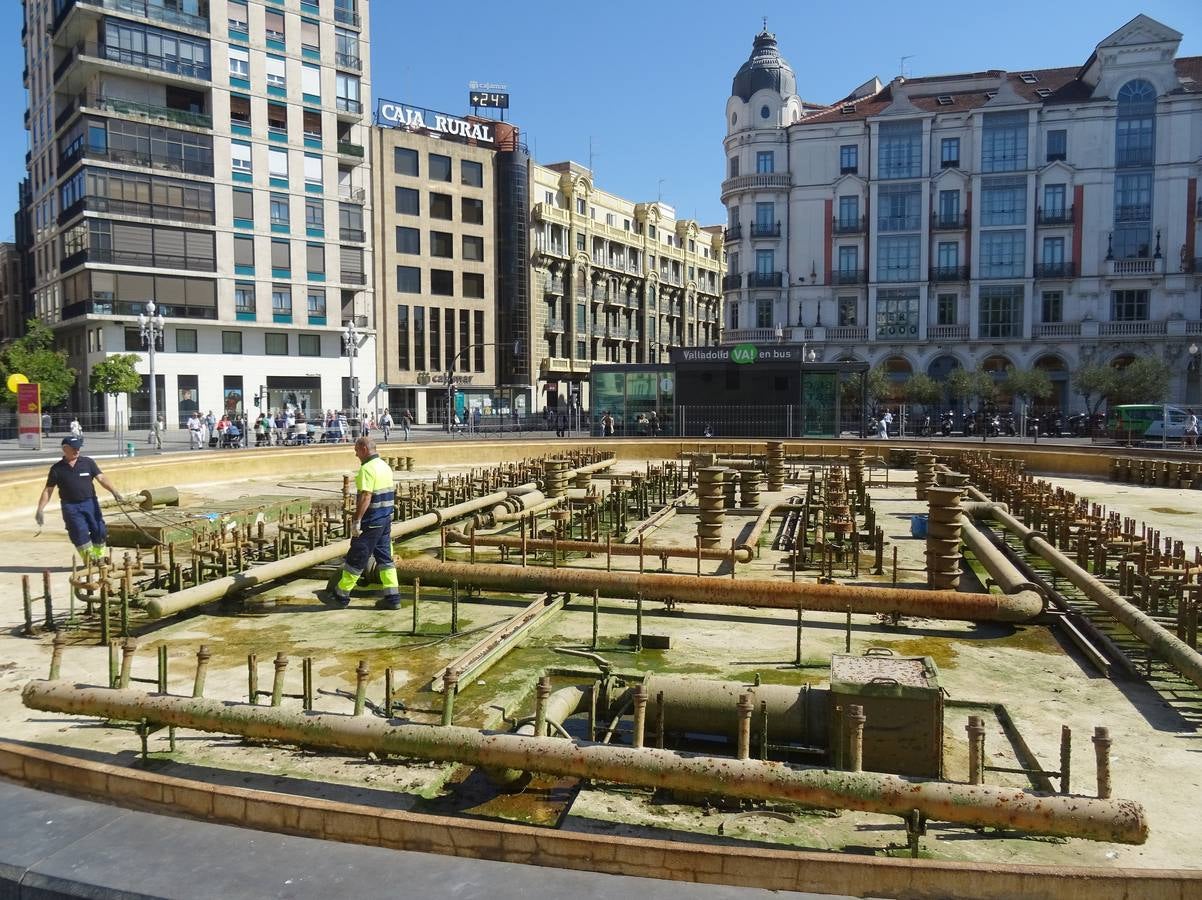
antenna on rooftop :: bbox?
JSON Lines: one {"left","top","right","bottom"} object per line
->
{"left": 588, "top": 136, "right": 598, "bottom": 177}
{"left": 657, "top": 177, "right": 666, "bottom": 204}
{"left": 762, "top": 16, "right": 768, "bottom": 32}
{"left": 899, "top": 55, "right": 914, "bottom": 79}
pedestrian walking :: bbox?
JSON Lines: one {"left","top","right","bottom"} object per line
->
{"left": 69, "top": 416, "right": 83, "bottom": 438}
{"left": 401, "top": 409, "right": 412, "bottom": 441}
{"left": 380, "top": 410, "right": 393, "bottom": 442}
{"left": 1186, "top": 409, "right": 1199, "bottom": 449}
{"left": 34, "top": 436, "right": 124, "bottom": 563}
{"left": 41, "top": 412, "right": 51, "bottom": 437}
{"left": 556, "top": 411, "right": 567, "bottom": 438}
{"left": 186, "top": 413, "right": 203, "bottom": 450}
{"left": 323, "top": 436, "right": 400, "bottom": 609}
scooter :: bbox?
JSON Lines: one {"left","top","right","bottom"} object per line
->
{"left": 940, "top": 412, "right": 954, "bottom": 436}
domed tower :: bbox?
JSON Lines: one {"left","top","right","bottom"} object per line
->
{"left": 723, "top": 29, "right": 802, "bottom": 339}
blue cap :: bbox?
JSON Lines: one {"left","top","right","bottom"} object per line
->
{"left": 61, "top": 436, "right": 83, "bottom": 449}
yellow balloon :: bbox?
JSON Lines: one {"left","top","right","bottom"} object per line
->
{"left": 6, "top": 373, "right": 29, "bottom": 394}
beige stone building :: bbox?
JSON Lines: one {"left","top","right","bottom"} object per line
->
{"left": 530, "top": 162, "right": 725, "bottom": 412}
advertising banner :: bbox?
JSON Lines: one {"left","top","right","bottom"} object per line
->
{"left": 17, "top": 382, "right": 41, "bottom": 450}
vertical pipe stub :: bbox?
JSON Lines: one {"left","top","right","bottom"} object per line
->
{"left": 926, "top": 483, "right": 965, "bottom": 591}
{"left": 632, "top": 684, "right": 649, "bottom": 749}
{"left": 765, "top": 441, "right": 786, "bottom": 492}
{"left": 967, "top": 715, "right": 986, "bottom": 785}
{"left": 1093, "top": 726, "right": 1112, "bottom": 799}
{"left": 544, "top": 459, "right": 569, "bottom": 500}
{"left": 192, "top": 644, "right": 211, "bottom": 698}
{"left": 696, "top": 466, "right": 727, "bottom": 549}
{"left": 534, "top": 676, "right": 552, "bottom": 737}
{"left": 736, "top": 692, "right": 754, "bottom": 761}
{"left": 846, "top": 703, "right": 866, "bottom": 773}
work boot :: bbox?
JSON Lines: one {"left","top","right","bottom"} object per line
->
{"left": 321, "top": 588, "right": 351, "bottom": 609}
{"left": 374, "top": 593, "right": 401, "bottom": 611}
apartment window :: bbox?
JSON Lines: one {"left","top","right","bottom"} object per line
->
{"left": 979, "top": 230, "right": 1025, "bottom": 278}
{"left": 754, "top": 202, "right": 775, "bottom": 229}
{"left": 879, "top": 121, "right": 921, "bottom": 179}
{"left": 430, "top": 193, "right": 453, "bottom": 220}
{"left": 306, "top": 243, "right": 325, "bottom": 276}
{"left": 233, "top": 236, "right": 255, "bottom": 270}
{"left": 228, "top": 47, "right": 249, "bottom": 79}
{"left": 302, "top": 109, "right": 321, "bottom": 142}
{"left": 298, "top": 334, "right": 321, "bottom": 357}
{"left": 264, "top": 10, "right": 286, "bottom": 42}
{"left": 429, "top": 154, "right": 452, "bottom": 182}
{"left": 335, "top": 26, "right": 359, "bottom": 67}
{"left": 231, "top": 141, "right": 252, "bottom": 172}
{"left": 838, "top": 196, "right": 859, "bottom": 227}
{"left": 940, "top": 137, "right": 960, "bottom": 168}
{"left": 729, "top": 157, "right": 739, "bottom": 178}
{"left": 755, "top": 298, "right": 773, "bottom": 328}
{"left": 838, "top": 246, "right": 858, "bottom": 272}
{"left": 230, "top": 95, "right": 251, "bottom": 127}
{"left": 1043, "top": 184, "right": 1066, "bottom": 217}
{"left": 222, "top": 331, "right": 243, "bottom": 354}
{"left": 936, "top": 293, "right": 957, "bottom": 325}
{"left": 271, "top": 285, "right": 292, "bottom": 315}
{"left": 396, "top": 187, "right": 419, "bottom": 215}
{"left": 270, "top": 193, "right": 289, "bottom": 226}
{"left": 462, "top": 235, "right": 484, "bottom": 261}
{"left": 937, "top": 190, "right": 960, "bottom": 226}
{"left": 979, "top": 285, "right": 1024, "bottom": 338}
{"left": 877, "top": 236, "right": 920, "bottom": 282}
{"left": 301, "top": 63, "right": 321, "bottom": 98}
{"left": 474, "top": 312, "right": 485, "bottom": 370}
{"left": 980, "top": 176, "right": 1026, "bottom": 226}
{"left": 335, "top": 73, "right": 361, "bottom": 111}
{"left": 755, "top": 249, "right": 775, "bottom": 277}
{"left": 576, "top": 233, "right": 586, "bottom": 252}
{"left": 267, "top": 102, "right": 288, "bottom": 135}
{"left": 394, "top": 148, "right": 418, "bottom": 176}
{"left": 878, "top": 183, "right": 921, "bottom": 231}
{"left": 576, "top": 340, "right": 587, "bottom": 360}
{"left": 397, "top": 304, "right": 410, "bottom": 370}
{"left": 430, "top": 231, "right": 453, "bottom": 258}
{"left": 461, "top": 160, "right": 483, "bottom": 187}
{"left": 937, "top": 242, "right": 959, "bottom": 269}
{"left": 305, "top": 198, "right": 324, "bottom": 230}
{"left": 265, "top": 55, "right": 287, "bottom": 90}
{"left": 1046, "top": 129, "right": 1067, "bottom": 162}
{"left": 270, "top": 239, "right": 290, "bottom": 272}
{"left": 837, "top": 296, "right": 857, "bottom": 326}
{"left": 175, "top": 328, "right": 197, "bottom": 352}
{"left": 981, "top": 111, "right": 1028, "bottom": 172}
{"left": 307, "top": 288, "right": 326, "bottom": 318}
{"left": 576, "top": 198, "right": 586, "bottom": 215}
{"left": 414, "top": 306, "right": 425, "bottom": 370}
{"left": 395, "top": 227, "right": 420, "bottom": 254}
{"left": 1111, "top": 289, "right": 1149, "bottom": 322}
{"left": 431, "top": 270, "right": 454, "bottom": 296}
{"left": 228, "top": 0, "right": 249, "bottom": 29}
{"left": 300, "top": 154, "right": 320, "bottom": 185}
{"left": 756, "top": 151, "right": 774, "bottom": 174}
{"left": 265, "top": 333, "right": 288, "bottom": 356}
{"left": 397, "top": 265, "right": 420, "bottom": 293}
{"left": 428, "top": 310, "right": 441, "bottom": 370}
{"left": 839, "top": 144, "right": 858, "bottom": 174}
{"left": 1041, "top": 291, "right": 1063, "bottom": 323}
{"left": 876, "top": 288, "right": 920, "bottom": 337}
{"left": 462, "top": 197, "right": 484, "bottom": 225}
{"left": 102, "top": 20, "right": 211, "bottom": 79}
{"left": 301, "top": 18, "right": 320, "bottom": 53}
{"left": 463, "top": 273, "right": 485, "bottom": 299}
{"left": 1041, "top": 237, "right": 1064, "bottom": 265}
{"left": 268, "top": 148, "right": 289, "bottom": 178}
{"left": 232, "top": 188, "right": 253, "bottom": 223}
{"left": 234, "top": 282, "right": 255, "bottom": 314}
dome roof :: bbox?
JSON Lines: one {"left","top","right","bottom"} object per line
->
{"left": 731, "top": 30, "right": 796, "bottom": 102}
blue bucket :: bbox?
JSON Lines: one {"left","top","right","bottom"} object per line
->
{"left": 910, "top": 514, "right": 928, "bottom": 538}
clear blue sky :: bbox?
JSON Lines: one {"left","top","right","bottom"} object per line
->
{"left": 1, "top": 0, "right": 1198, "bottom": 238}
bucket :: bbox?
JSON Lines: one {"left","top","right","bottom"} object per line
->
{"left": 125, "top": 442, "right": 136, "bottom": 458}
{"left": 910, "top": 514, "right": 928, "bottom": 538}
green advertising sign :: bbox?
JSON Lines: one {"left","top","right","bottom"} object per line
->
{"left": 731, "top": 343, "right": 758, "bottom": 365}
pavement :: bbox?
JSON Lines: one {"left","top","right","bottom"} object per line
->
{"left": 0, "top": 780, "right": 852, "bottom": 900}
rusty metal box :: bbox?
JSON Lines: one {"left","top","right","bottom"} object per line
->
{"left": 829, "top": 651, "right": 943, "bottom": 778}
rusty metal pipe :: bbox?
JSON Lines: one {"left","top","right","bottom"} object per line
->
{"left": 960, "top": 520, "right": 1040, "bottom": 595}
{"left": 388, "top": 555, "right": 1043, "bottom": 623}
{"left": 21, "top": 680, "right": 1148, "bottom": 845}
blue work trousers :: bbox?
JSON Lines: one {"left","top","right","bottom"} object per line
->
{"left": 62, "top": 498, "right": 107, "bottom": 551}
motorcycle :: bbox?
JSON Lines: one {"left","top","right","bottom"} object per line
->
{"left": 964, "top": 411, "right": 978, "bottom": 436}
{"left": 940, "top": 412, "right": 954, "bottom": 436}
{"left": 999, "top": 413, "right": 1017, "bottom": 437}
{"left": 918, "top": 414, "right": 932, "bottom": 437}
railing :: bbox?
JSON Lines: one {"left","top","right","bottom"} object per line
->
{"left": 333, "top": 5, "right": 360, "bottom": 27}
{"left": 1033, "top": 262, "right": 1076, "bottom": 278}
{"left": 931, "top": 212, "right": 969, "bottom": 230}
{"left": 1114, "top": 204, "right": 1151, "bottom": 223}
{"left": 606, "top": 326, "right": 625, "bottom": 340}
{"left": 833, "top": 269, "right": 867, "bottom": 285}
{"left": 57, "top": 42, "right": 212, "bottom": 82}
{"left": 826, "top": 326, "right": 868, "bottom": 341}
{"left": 832, "top": 216, "right": 866, "bottom": 235}
{"left": 337, "top": 141, "right": 364, "bottom": 158}
{"left": 336, "top": 97, "right": 363, "bottom": 115}
{"left": 1115, "top": 147, "right": 1154, "bottom": 168}
{"left": 335, "top": 52, "right": 361, "bottom": 71}
{"left": 64, "top": 247, "right": 215, "bottom": 272}
{"left": 339, "top": 272, "right": 367, "bottom": 285}
{"left": 1099, "top": 320, "right": 1167, "bottom": 337}
{"left": 1107, "top": 258, "right": 1162, "bottom": 277}
{"left": 339, "top": 227, "right": 365, "bottom": 243}
{"left": 720, "top": 173, "right": 791, "bottom": 196}
{"left": 338, "top": 186, "right": 366, "bottom": 203}
{"left": 545, "top": 278, "right": 564, "bottom": 295}
{"left": 61, "top": 143, "right": 214, "bottom": 177}
{"left": 722, "top": 328, "right": 782, "bottom": 343}
{"left": 724, "top": 225, "right": 741, "bottom": 241}
{"left": 722, "top": 273, "right": 743, "bottom": 290}
{"left": 749, "top": 272, "right": 783, "bottom": 288}
{"left": 1036, "top": 205, "right": 1074, "bottom": 226}
{"left": 878, "top": 214, "right": 921, "bottom": 232}
{"left": 929, "top": 266, "right": 969, "bottom": 282}
{"left": 928, "top": 324, "right": 968, "bottom": 340}
{"left": 53, "top": 0, "right": 209, "bottom": 35}
{"left": 750, "top": 222, "right": 781, "bottom": 238}
{"left": 1033, "top": 322, "right": 1081, "bottom": 338}
{"left": 544, "top": 318, "right": 564, "bottom": 333}
{"left": 58, "top": 194, "right": 215, "bottom": 227}
{"left": 61, "top": 298, "right": 217, "bottom": 320}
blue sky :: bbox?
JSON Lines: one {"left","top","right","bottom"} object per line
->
{"left": 1, "top": 0, "right": 1199, "bottom": 238}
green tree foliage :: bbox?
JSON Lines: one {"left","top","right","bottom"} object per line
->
{"left": 945, "top": 366, "right": 996, "bottom": 408}
{"left": 1003, "top": 368, "right": 1054, "bottom": 407}
{"left": 840, "top": 366, "right": 890, "bottom": 410}
{"left": 902, "top": 372, "right": 943, "bottom": 410}
{"left": 1071, "top": 363, "right": 1113, "bottom": 416}
{"left": 90, "top": 354, "right": 143, "bottom": 398}
{"left": 1072, "top": 357, "right": 1171, "bottom": 414}
{"left": 0, "top": 320, "right": 77, "bottom": 409}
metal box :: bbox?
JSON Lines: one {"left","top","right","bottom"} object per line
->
{"left": 829, "top": 651, "right": 943, "bottom": 778}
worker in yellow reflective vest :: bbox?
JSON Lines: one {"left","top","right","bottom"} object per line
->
{"left": 324, "top": 435, "right": 400, "bottom": 609}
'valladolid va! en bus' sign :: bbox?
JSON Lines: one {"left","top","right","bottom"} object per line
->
{"left": 670, "top": 345, "right": 804, "bottom": 365}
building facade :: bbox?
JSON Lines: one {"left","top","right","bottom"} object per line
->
{"left": 22, "top": 0, "right": 374, "bottom": 426}
{"left": 530, "top": 162, "right": 725, "bottom": 412}
{"left": 722, "top": 17, "right": 1202, "bottom": 411}
{"left": 0, "top": 243, "right": 25, "bottom": 345}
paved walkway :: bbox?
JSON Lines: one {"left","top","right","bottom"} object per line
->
{"left": 0, "top": 781, "right": 851, "bottom": 899}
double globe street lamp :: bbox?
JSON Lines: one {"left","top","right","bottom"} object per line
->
{"left": 137, "top": 301, "right": 166, "bottom": 450}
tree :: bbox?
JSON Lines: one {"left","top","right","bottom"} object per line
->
{"left": 1071, "top": 363, "right": 1114, "bottom": 416}
{"left": 946, "top": 366, "right": 996, "bottom": 409}
{"left": 902, "top": 373, "right": 943, "bottom": 411}
{"left": 89, "top": 354, "right": 143, "bottom": 434}
{"left": 0, "top": 320, "right": 77, "bottom": 409}
{"left": 1072, "top": 357, "right": 1171, "bottom": 414}
{"left": 1003, "top": 368, "right": 1054, "bottom": 409}
{"left": 840, "top": 365, "right": 890, "bottom": 412}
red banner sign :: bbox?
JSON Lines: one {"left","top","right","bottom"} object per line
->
{"left": 17, "top": 382, "right": 41, "bottom": 450}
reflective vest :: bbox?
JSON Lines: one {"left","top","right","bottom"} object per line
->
{"left": 356, "top": 455, "right": 395, "bottom": 526}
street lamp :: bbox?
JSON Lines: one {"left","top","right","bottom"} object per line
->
{"left": 137, "top": 301, "right": 166, "bottom": 450}
{"left": 342, "top": 320, "right": 360, "bottom": 437}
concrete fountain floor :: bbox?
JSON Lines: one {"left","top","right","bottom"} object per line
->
{"left": 0, "top": 456, "right": 1200, "bottom": 880}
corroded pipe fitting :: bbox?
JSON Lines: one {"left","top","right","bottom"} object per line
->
{"left": 192, "top": 644, "right": 211, "bottom": 698}
{"left": 846, "top": 704, "right": 866, "bottom": 773}
{"left": 736, "top": 693, "right": 754, "bottom": 761}
{"left": 632, "top": 684, "right": 649, "bottom": 749}
{"left": 1093, "top": 726, "right": 1112, "bottom": 799}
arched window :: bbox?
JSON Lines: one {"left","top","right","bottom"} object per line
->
{"left": 1113, "top": 79, "right": 1156, "bottom": 259}
{"left": 1117, "top": 79, "right": 1156, "bottom": 108}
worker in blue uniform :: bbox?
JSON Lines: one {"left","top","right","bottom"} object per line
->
{"left": 35, "top": 436, "right": 124, "bottom": 562}
{"left": 325, "top": 435, "right": 400, "bottom": 609}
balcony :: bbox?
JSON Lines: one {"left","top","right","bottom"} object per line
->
{"left": 1033, "top": 322, "right": 1081, "bottom": 339}
{"left": 606, "top": 325, "right": 625, "bottom": 340}
{"left": 53, "top": 0, "right": 209, "bottom": 38}
{"left": 931, "top": 212, "right": 969, "bottom": 230}
{"left": 1099, "top": 320, "right": 1167, "bottom": 337}
{"left": 335, "top": 97, "right": 364, "bottom": 118}
{"left": 545, "top": 277, "right": 564, "bottom": 295}
{"left": 339, "top": 271, "right": 367, "bottom": 286}
{"left": 1114, "top": 204, "right": 1151, "bottom": 223}
{"left": 750, "top": 222, "right": 781, "bottom": 238}
{"left": 833, "top": 269, "right": 867, "bottom": 285}
{"left": 339, "top": 227, "right": 366, "bottom": 243}
{"left": 338, "top": 186, "right": 366, "bottom": 204}
{"left": 335, "top": 52, "right": 361, "bottom": 72}
{"left": 878, "top": 214, "right": 921, "bottom": 233}
{"left": 724, "top": 224, "right": 742, "bottom": 242}
{"left": 544, "top": 318, "right": 564, "bottom": 334}
{"left": 722, "top": 273, "right": 743, "bottom": 290}
{"left": 928, "top": 324, "right": 968, "bottom": 341}
{"left": 333, "top": 5, "right": 361, "bottom": 28}
{"left": 826, "top": 325, "right": 868, "bottom": 342}
{"left": 1115, "top": 147, "right": 1154, "bottom": 168}
{"left": 59, "top": 143, "right": 214, "bottom": 178}
{"left": 749, "top": 272, "right": 783, "bottom": 288}
{"left": 929, "top": 266, "right": 970, "bottom": 283}
{"left": 720, "top": 172, "right": 791, "bottom": 199}
{"left": 337, "top": 141, "right": 365, "bottom": 159}
{"left": 56, "top": 42, "right": 211, "bottom": 86}
{"left": 1106, "top": 258, "right": 1163, "bottom": 277}
{"left": 58, "top": 194, "right": 214, "bottom": 227}
{"left": 1033, "top": 262, "right": 1076, "bottom": 279}
{"left": 832, "top": 216, "right": 866, "bottom": 235}
{"left": 1036, "top": 206, "right": 1074, "bottom": 226}
{"left": 722, "top": 328, "right": 783, "bottom": 343}
{"left": 61, "top": 298, "right": 217, "bottom": 321}
{"left": 62, "top": 246, "right": 215, "bottom": 273}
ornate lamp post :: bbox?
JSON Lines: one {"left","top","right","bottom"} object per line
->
{"left": 137, "top": 301, "right": 166, "bottom": 450}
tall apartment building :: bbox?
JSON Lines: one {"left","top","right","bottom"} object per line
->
{"left": 371, "top": 102, "right": 528, "bottom": 424}
{"left": 722, "top": 16, "right": 1202, "bottom": 411}
{"left": 22, "top": 0, "right": 373, "bottom": 426}
{"left": 0, "top": 243, "right": 25, "bottom": 345}
{"left": 530, "top": 163, "right": 724, "bottom": 412}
